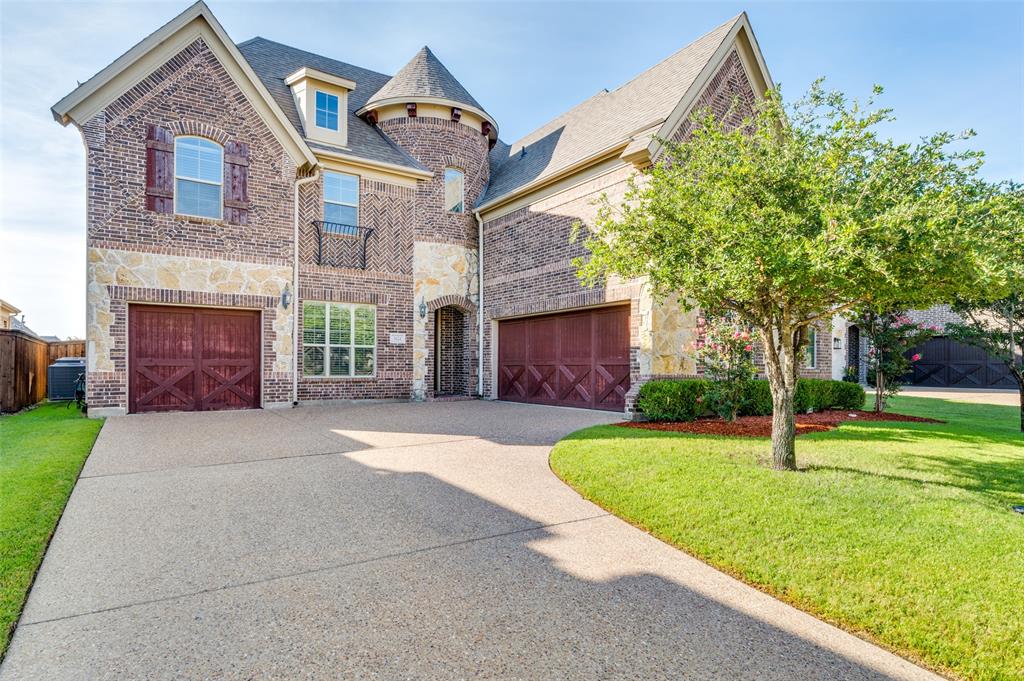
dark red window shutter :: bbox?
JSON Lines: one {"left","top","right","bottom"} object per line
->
{"left": 223, "top": 141, "right": 250, "bottom": 225}
{"left": 144, "top": 124, "right": 174, "bottom": 213}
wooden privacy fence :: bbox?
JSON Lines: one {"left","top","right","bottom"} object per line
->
{"left": 0, "top": 331, "right": 86, "bottom": 413}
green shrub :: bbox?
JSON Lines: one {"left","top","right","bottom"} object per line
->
{"left": 738, "top": 380, "right": 773, "bottom": 416}
{"left": 635, "top": 379, "right": 709, "bottom": 421}
{"left": 831, "top": 380, "right": 867, "bottom": 409}
{"left": 639, "top": 378, "right": 866, "bottom": 421}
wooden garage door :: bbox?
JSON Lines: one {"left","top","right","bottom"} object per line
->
{"left": 905, "top": 336, "right": 1015, "bottom": 388}
{"left": 498, "top": 306, "right": 630, "bottom": 411}
{"left": 129, "top": 305, "right": 261, "bottom": 413}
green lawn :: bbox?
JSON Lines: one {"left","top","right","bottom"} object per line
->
{"left": 551, "top": 396, "right": 1024, "bottom": 681}
{"left": 0, "top": 403, "right": 102, "bottom": 656}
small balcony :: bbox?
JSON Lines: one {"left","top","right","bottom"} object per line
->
{"left": 310, "top": 221, "right": 375, "bottom": 270}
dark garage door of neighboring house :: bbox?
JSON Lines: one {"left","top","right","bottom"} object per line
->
{"left": 129, "top": 305, "right": 261, "bottom": 413}
{"left": 498, "top": 306, "right": 630, "bottom": 411}
{"left": 906, "top": 336, "right": 1015, "bottom": 388}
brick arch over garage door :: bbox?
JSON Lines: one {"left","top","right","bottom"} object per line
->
{"left": 498, "top": 305, "right": 630, "bottom": 411}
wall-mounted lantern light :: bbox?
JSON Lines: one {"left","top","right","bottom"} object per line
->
{"left": 281, "top": 284, "right": 292, "bottom": 310}
{"left": 833, "top": 336, "right": 842, "bottom": 350}
{"left": 419, "top": 298, "right": 427, "bottom": 319}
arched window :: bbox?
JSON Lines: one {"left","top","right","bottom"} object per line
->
{"left": 444, "top": 168, "right": 464, "bottom": 213}
{"left": 174, "top": 136, "right": 223, "bottom": 219}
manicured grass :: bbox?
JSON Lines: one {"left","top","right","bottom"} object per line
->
{"left": 0, "top": 403, "right": 102, "bottom": 656}
{"left": 551, "top": 396, "right": 1023, "bottom": 681}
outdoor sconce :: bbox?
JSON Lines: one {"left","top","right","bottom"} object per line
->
{"left": 833, "top": 336, "right": 842, "bottom": 350}
{"left": 281, "top": 284, "right": 292, "bottom": 310}
{"left": 419, "top": 298, "right": 427, "bottom": 319}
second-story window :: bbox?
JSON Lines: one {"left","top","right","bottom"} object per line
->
{"left": 174, "top": 136, "right": 223, "bottom": 220}
{"left": 315, "top": 91, "right": 339, "bottom": 131}
{"left": 444, "top": 168, "right": 464, "bottom": 213}
{"left": 323, "top": 171, "right": 358, "bottom": 229}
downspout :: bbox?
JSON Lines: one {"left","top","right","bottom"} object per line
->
{"left": 474, "top": 209, "right": 485, "bottom": 397}
{"left": 293, "top": 168, "right": 321, "bottom": 406}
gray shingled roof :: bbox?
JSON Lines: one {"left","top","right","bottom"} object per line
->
{"left": 364, "top": 46, "right": 486, "bottom": 114}
{"left": 480, "top": 16, "right": 740, "bottom": 207}
{"left": 237, "top": 38, "right": 427, "bottom": 173}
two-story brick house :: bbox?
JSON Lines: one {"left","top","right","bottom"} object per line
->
{"left": 54, "top": 1, "right": 810, "bottom": 417}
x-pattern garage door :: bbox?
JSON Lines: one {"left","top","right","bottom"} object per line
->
{"left": 498, "top": 306, "right": 630, "bottom": 411}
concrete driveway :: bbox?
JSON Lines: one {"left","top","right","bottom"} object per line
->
{"left": 2, "top": 401, "right": 939, "bottom": 680}
{"left": 900, "top": 386, "right": 1020, "bottom": 407}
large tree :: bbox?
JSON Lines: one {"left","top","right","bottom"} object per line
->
{"left": 946, "top": 184, "right": 1024, "bottom": 431}
{"left": 576, "top": 82, "right": 1006, "bottom": 470}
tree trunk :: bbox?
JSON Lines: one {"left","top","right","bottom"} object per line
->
{"left": 770, "top": 387, "right": 797, "bottom": 469}
{"left": 759, "top": 324, "right": 799, "bottom": 471}
{"left": 874, "top": 362, "right": 885, "bottom": 413}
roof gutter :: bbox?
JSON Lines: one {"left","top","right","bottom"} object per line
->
{"left": 475, "top": 140, "right": 631, "bottom": 215}
{"left": 474, "top": 209, "right": 485, "bottom": 397}
{"left": 292, "top": 168, "right": 321, "bottom": 406}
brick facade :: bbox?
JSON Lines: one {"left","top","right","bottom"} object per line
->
{"left": 377, "top": 117, "right": 489, "bottom": 246}
{"left": 73, "top": 16, "right": 778, "bottom": 417}
{"left": 480, "top": 49, "right": 759, "bottom": 408}
{"left": 82, "top": 38, "right": 296, "bottom": 413}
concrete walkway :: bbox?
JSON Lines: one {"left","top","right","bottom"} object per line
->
{"left": 2, "top": 401, "right": 940, "bottom": 680}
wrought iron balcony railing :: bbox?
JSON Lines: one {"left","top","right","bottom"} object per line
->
{"left": 311, "top": 221, "right": 375, "bottom": 270}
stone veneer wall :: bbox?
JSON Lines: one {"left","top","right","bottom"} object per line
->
{"left": 80, "top": 38, "right": 297, "bottom": 413}
{"left": 413, "top": 243, "right": 479, "bottom": 399}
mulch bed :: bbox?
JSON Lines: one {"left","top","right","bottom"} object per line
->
{"left": 617, "top": 410, "right": 943, "bottom": 438}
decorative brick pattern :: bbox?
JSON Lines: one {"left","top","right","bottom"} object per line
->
{"left": 377, "top": 117, "right": 489, "bottom": 247}
{"left": 668, "top": 50, "right": 755, "bottom": 145}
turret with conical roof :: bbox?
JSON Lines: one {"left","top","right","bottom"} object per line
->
{"left": 363, "top": 46, "right": 494, "bottom": 248}
{"left": 357, "top": 46, "right": 497, "bottom": 146}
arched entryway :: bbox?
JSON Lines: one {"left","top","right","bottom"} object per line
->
{"left": 847, "top": 325, "right": 861, "bottom": 382}
{"left": 424, "top": 295, "right": 477, "bottom": 399}
{"left": 435, "top": 306, "right": 469, "bottom": 396}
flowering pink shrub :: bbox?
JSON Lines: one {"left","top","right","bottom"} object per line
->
{"left": 850, "top": 308, "right": 935, "bottom": 412}
{"left": 690, "top": 314, "right": 756, "bottom": 421}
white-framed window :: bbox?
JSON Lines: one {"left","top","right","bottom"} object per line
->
{"left": 804, "top": 327, "right": 818, "bottom": 369}
{"left": 444, "top": 168, "right": 464, "bottom": 213}
{"left": 315, "top": 90, "right": 339, "bottom": 131}
{"left": 303, "top": 301, "right": 376, "bottom": 377}
{"left": 323, "top": 171, "right": 358, "bottom": 230}
{"left": 174, "top": 136, "right": 222, "bottom": 219}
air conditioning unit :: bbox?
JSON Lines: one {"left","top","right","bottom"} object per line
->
{"left": 47, "top": 357, "right": 85, "bottom": 401}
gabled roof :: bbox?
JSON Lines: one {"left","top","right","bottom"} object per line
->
{"left": 237, "top": 38, "right": 429, "bottom": 175}
{"left": 357, "top": 46, "right": 497, "bottom": 138}
{"left": 51, "top": 1, "right": 316, "bottom": 169}
{"left": 479, "top": 14, "right": 769, "bottom": 209}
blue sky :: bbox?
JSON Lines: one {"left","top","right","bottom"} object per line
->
{"left": 1, "top": 0, "right": 1021, "bottom": 338}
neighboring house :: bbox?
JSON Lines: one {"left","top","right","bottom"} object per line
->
{"left": 0, "top": 299, "right": 21, "bottom": 331}
{"left": 833, "top": 306, "right": 1018, "bottom": 389}
{"left": 52, "top": 1, "right": 845, "bottom": 417}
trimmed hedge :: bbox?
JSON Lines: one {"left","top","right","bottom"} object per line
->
{"left": 636, "top": 378, "right": 866, "bottom": 422}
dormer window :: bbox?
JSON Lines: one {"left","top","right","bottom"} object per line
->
{"left": 315, "top": 91, "right": 339, "bottom": 131}
{"left": 285, "top": 67, "right": 356, "bottom": 148}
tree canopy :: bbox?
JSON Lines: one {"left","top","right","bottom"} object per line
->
{"left": 576, "top": 81, "right": 1010, "bottom": 468}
